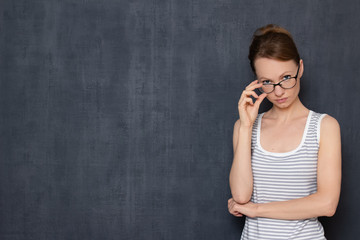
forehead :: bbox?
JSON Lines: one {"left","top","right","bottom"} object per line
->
{"left": 254, "top": 58, "right": 297, "bottom": 79}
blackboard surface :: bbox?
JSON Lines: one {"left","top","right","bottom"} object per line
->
{"left": 0, "top": 1, "right": 359, "bottom": 239}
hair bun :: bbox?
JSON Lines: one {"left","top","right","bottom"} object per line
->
{"left": 254, "top": 24, "right": 293, "bottom": 39}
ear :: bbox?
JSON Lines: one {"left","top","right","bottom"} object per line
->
{"left": 298, "top": 59, "right": 304, "bottom": 79}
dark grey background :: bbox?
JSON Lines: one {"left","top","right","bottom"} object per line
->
{"left": 0, "top": 0, "right": 359, "bottom": 239}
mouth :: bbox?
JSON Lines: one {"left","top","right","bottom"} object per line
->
{"left": 276, "top": 97, "right": 288, "bottom": 103}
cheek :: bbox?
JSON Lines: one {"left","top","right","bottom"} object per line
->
{"left": 265, "top": 93, "right": 276, "bottom": 103}
{"left": 287, "top": 88, "right": 299, "bottom": 100}
{"left": 286, "top": 81, "right": 301, "bottom": 98}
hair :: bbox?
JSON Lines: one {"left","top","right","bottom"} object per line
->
{"left": 248, "top": 24, "right": 300, "bottom": 73}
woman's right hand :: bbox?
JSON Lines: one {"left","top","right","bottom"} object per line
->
{"left": 238, "top": 80, "right": 267, "bottom": 128}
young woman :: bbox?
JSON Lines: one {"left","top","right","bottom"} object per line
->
{"left": 228, "top": 24, "right": 342, "bottom": 239}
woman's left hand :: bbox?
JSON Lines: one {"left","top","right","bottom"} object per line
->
{"left": 228, "top": 198, "right": 258, "bottom": 218}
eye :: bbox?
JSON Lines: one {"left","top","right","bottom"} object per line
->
{"left": 282, "top": 75, "right": 292, "bottom": 80}
{"left": 262, "top": 80, "right": 272, "bottom": 85}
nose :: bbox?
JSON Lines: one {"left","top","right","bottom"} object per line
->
{"left": 273, "top": 84, "right": 285, "bottom": 97}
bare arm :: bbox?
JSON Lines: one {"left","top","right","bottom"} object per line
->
{"left": 229, "top": 120, "right": 253, "bottom": 204}
{"left": 229, "top": 80, "right": 267, "bottom": 204}
{"left": 228, "top": 115, "right": 342, "bottom": 219}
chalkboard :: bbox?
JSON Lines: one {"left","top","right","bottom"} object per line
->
{"left": 0, "top": 0, "right": 359, "bottom": 239}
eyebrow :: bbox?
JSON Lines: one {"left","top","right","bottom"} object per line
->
{"left": 258, "top": 71, "right": 293, "bottom": 80}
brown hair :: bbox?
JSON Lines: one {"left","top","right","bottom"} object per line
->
{"left": 248, "top": 24, "right": 300, "bottom": 73}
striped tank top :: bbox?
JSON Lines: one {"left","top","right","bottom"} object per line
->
{"left": 241, "top": 110, "right": 327, "bottom": 240}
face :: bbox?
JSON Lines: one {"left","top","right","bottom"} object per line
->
{"left": 254, "top": 57, "right": 303, "bottom": 109}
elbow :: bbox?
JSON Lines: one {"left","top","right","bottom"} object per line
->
{"left": 232, "top": 194, "right": 251, "bottom": 205}
{"left": 323, "top": 200, "right": 338, "bottom": 217}
{"left": 324, "top": 205, "right": 337, "bottom": 217}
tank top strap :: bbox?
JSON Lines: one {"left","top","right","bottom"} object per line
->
{"left": 305, "top": 110, "right": 327, "bottom": 147}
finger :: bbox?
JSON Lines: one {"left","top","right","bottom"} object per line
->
{"left": 228, "top": 200, "right": 234, "bottom": 209}
{"left": 244, "top": 98, "right": 254, "bottom": 106}
{"left": 230, "top": 210, "right": 242, "bottom": 217}
{"left": 230, "top": 201, "right": 237, "bottom": 211}
{"left": 240, "top": 94, "right": 256, "bottom": 104}
{"left": 238, "top": 99, "right": 254, "bottom": 112}
{"left": 229, "top": 205, "right": 237, "bottom": 214}
{"left": 246, "top": 79, "right": 258, "bottom": 86}
{"left": 230, "top": 205, "right": 243, "bottom": 216}
{"left": 245, "top": 81, "right": 263, "bottom": 91}
{"left": 245, "top": 79, "right": 259, "bottom": 89}
{"left": 239, "top": 81, "right": 260, "bottom": 102}
{"left": 238, "top": 98, "right": 253, "bottom": 110}
{"left": 239, "top": 89, "right": 256, "bottom": 103}
{"left": 228, "top": 200, "right": 233, "bottom": 209}
{"left": 254, "top": 93, "right": 267, "bottom": 109}
{"left": 228, "top": 204, "right": 234, "bottom": 213}
{"left": 241, "top": 90, "right": 259, "bottom": 99}
{"left": 234, "top": 212, "right": 243, "bottom": 217}
{"left": 245, "top": 82, "right": 262, "bottom": 90}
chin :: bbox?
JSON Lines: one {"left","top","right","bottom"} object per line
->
{"left": 270, "top": 99, "right": 293, "bottom": 109}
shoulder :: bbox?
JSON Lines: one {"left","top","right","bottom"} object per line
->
{"left": 319, "top": 113, "right": 341, "bottom": 145}
{"left": 320, "top": 114, "right": 340, "bottom": 132}
{"left": 311, "top": 110, "right": 340, "bottom": 131}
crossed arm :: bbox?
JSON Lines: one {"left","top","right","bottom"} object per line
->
{"left": 228, "top": 115, "right": 342, "bottom": 220}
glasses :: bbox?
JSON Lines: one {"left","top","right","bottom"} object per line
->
{"left": 257, "top": 63, "right": 300, "bottom": 94}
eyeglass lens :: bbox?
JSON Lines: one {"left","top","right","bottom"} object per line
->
{"left": 260, "top": 78, "right": 297, "bottom": 93}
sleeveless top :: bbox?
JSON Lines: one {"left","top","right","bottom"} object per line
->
{"left": 241, "top": 110, "right": 327, "bottom": 240}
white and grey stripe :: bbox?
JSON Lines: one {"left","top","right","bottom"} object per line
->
{"left": 241, "top": 110, "right": 327, "bottom": 240}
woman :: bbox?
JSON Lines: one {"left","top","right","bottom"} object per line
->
{"left": 228, "top": 24, "right": 341, "bottom": 239}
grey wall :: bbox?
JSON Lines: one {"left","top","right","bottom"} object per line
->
{"left": 0, "top": 0, "right": 359, "bottom": 239}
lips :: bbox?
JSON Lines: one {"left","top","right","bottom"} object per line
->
{"left": 276, "top": 97, "right": 288, "bottom": 103}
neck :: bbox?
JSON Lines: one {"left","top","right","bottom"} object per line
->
{"left": 266, "top": 97, "right": 308, "bottom": 122}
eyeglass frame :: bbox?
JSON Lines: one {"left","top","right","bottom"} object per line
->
{"left": 258, "top": 62, "right": 300, "bottom": 94}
